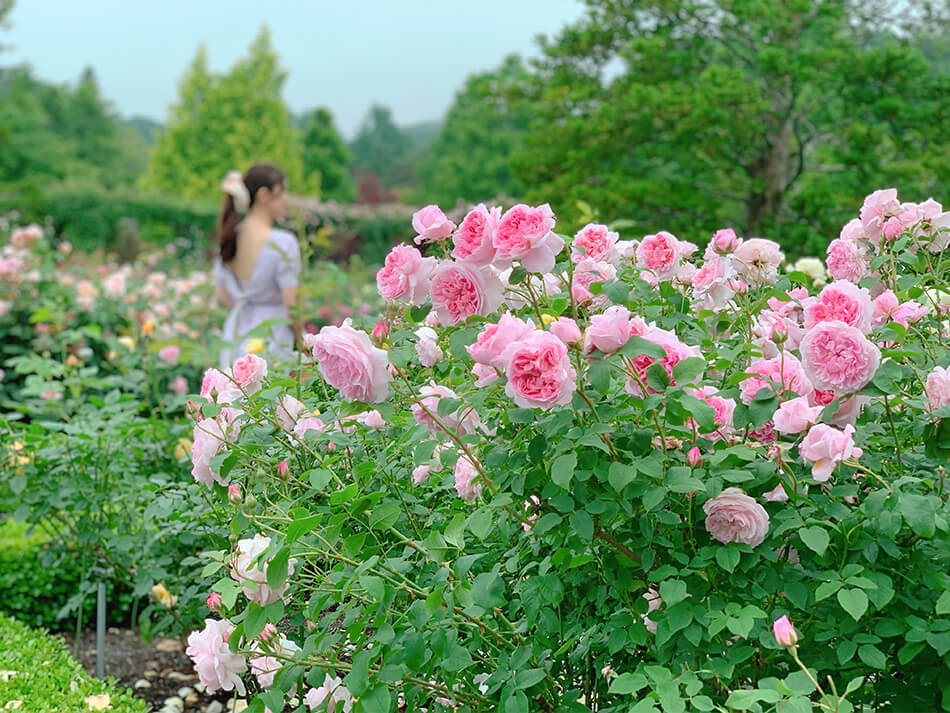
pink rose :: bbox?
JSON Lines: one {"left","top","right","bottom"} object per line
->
{"left": 412, "top": 204, "right": 456, "bottom": 244}
{"left": 733, "top": 238, "right": 784, "bottom": 286}
{"left": 412, "top": 465, "right": 432, "bottom": 485}
{"left": 452, "top": 204, "right": 500, "bottom": 266}
{"left": 705, "top": 228, "right": 740, "bottom": 257}
{"left": 206, "top": 592, "right": 223, "bottom": 613}
{"left": 467, "top": 314, "right": 536, "bottom": 369}
{"left": 376, "top": 244, "right": 436, "bottom": 303}
{"left": 472, "top": 363, "right": 501, "bottom": 387}
{"left": 687, "top": 447, "right": 702, "bottom": 467}
{"left": 773, "top": 616, "right": 798, "bottom": 648}
{"left": 11, "top": 223, "right": 42, "bottom": 248}
{"left": 250, "top": 637, "right": 299, "bottom": 691}
{"left": 871, "top": 290, "right": 900, "bottom": 326}
{"left": 305, "top": 675, "right": 353, "bottom": 713}
{"left": 158, "top": 344, "right": 181, "bottom": 365}
{"left": 773, "top": 396, "right": 824, "bottom": 434}
{"left": 572, "top": 223, "right": 619, "bottom": 264}
{"left": 623, "top": 326, "right": 703, "bottom": 397}
{"left": 276, "top": 394, "right": 307, "bottom": 431}
{"left": 277, "top": 460, "right": 289, "bottom": 476}
{"left": 200, "top": 368, "right": 242, "bottom": 404}
{"left": 371, "top": 320, "right": 388, "bottom": 343}
{"left": 703, "top": 487, "right": 770, "bottom": 547}
{"left": 311, "top": 321, "right": 392, "bottom": 403}
{"left": 549, "top": 317, "right": 581, "bottom": 345}
{"left": 501, "top": 331, "right": 577, "bottom": 410}
{"left": 826, "top": 237, "right": 869, "bottom": 282}
{"left": 803, "top": 281, "right": 873, "bottom": 334}
{"left": 414, "top": 326, "right": 442, "bottom": 367}
{"left": 232, "top": 353, "right": 268, "bottom": 395}
{"left": 493, "top": 203, "right": 565, "bottom": 273}
{"left": 636, "top": 231, "right": 681, "bottom": 280}
{"left": 186, "top": 619, "right": 247, "bottom": 695}
{"left": 583, "top": 306, "right": 647, "bottom": 355}
{"left": 892, "top": 301, "right": 927, "bottom": 326}
{"left": 231, "top": 534, "right": 296, "bottom": 606}
{"left": 354, "top": 409, "right": 386, "bottom": 429}
{"left": 925, "top": 365, "right": 950, "bottom": 412}
{"left": 798, "top": 423, "right": 862, "bottom": 481}
{"left": 762, "top": 484, "right": 789, "bottom": 502}
{"left": 739, "top": 353, "right": 814, "bottom": 405}
{"left": 191, "top": 409, "right": 241, "bottom": 487}
{"left": 454, "top": 454, "right": 482, "bottom": 501}
{"left": 800, "top": 321, "right": 880, "bottom": 394}
{"left": 294, "top": 417, "right": 328, "bottom": 442}
{"left": 411, "top": 382, "right": 482, "bottom": 435}
{"left": 692, "top": 256, "right": 737, "bottom": 310}
{"left": 686, "top": 386, "right": 736, "bottom": 441}
{"left": 571, "top": 259, "right": 617, "bottom": 308}
{"left": 429, "top": 260, "right": 504, "bottom": 325}
{"left": 170, "top": 376, "right": 188, "bottom": 396}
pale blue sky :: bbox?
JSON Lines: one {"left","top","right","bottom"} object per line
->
{"left": 4, "top": 0, "right": 586, "bottom": 136}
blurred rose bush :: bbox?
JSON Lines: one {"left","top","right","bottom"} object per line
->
{"left": 179, "top": 194, "right": 950, "bottom": 712}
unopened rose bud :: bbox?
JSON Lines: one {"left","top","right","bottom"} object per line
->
{"left": 277, "top": 459, "right": 289, "bottom": 476}
{"left": 227, "top": 484, "right": 241, "bottom": 504}
{"left": 186, "top": 400, "right": 200, "bottom": 420}
{"left": 206, "top": 592, "right": 223, "bottom": 613}
{"left": 258, "top": 622, "right": 278, "bottom": 643}
{"left": 773, "top": 615, "right": 798, "bottom": 648}
{"left": 371, "top": 320, "right": 388, "bottom": 343}
{"left": 687, "top": 446, "right": 702, "bottom": 468}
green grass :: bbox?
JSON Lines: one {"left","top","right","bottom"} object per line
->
{"left": 0, "top": 613, "right": 147, "bottom": 712}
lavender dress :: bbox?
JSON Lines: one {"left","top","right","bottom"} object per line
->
{"left": 213, "top": 229, "right": 301, "bottom": 369}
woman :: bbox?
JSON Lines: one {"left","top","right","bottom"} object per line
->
{"left": 214, "top": 164, "right": 301, "bottom": 369}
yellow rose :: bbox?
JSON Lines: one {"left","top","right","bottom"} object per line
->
{"left": 117, "top": 336, "right": 135, "bottom": 351}
{"left": 245, "top": 338, "right": 264, "bottom": 355}
{"left": 84, "top": 694, "right": 111, "bottom": 711}
{"left": 540, "top": 313, "right": 556, "bottom": 326}
{"left": 150, "top": 583, "right": 177, "bottom": 609}
{"left": 141, "top": 319, "right": 155, "bottom": 335}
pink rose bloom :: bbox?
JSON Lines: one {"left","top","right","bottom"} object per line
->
{"left": 276, "top": 394, "right": 306, "bottom": 431}
{"left": 411, "top": 382, "right": 481, "bottom": 435}
{"left": 749, "top": 421, "right": 778, "bottom": 444}
{"left": 227, "top": 484, "right": 242, "bottom": 503}
{"left": 800, "top": 321, "right": 880, "bottom": 394}
{"left": 882, "top": 202, "right": 919, "bottom": 241}
{"left": 11, "top": 223, "right": 42, "bottom": 248}
{"left": 926, "top": 366, "right": 950, "bottom": 412}
{"left": 572, "top": 223, "right": 619, "bottom": 264}
{"left": 371, "top": 320, "right": 388, "bottom": 342}
{"left": 705, "top": 228, "right": 741, "bottom": 257}
{"left": 803, "top": 281, "right": 873, "bottom": 334}
{"left": 467, "top": 314, "right": 535, "bottom": 369}
{"left": 871, "top": 290, "right": 900, "bottom": 327}
{"left": 703, "top": 487, "right": 770, "bottom": 547}
{"left": 294, "top": 417, "right": 328, "bottom": 441}
{"left": 826, "top": 394, "right": 870, "bottom": 428}
{"left": 412, "top": 204, "right": 456, "bottom": 244}
{"left": 102, "top": 272, "right": 126, "bottom": 297}
{"left": 158, "top": 345, "right": 181, "bottom": 365}
{"left": 376, "top": 244, "right": 436, "bottom": 303}
{"left": 687, "top": 446, "right": 702, "bottom": 467}
{"left": 231, "top": 354, "right": 268, "bottom": 395}
{"left": 493, "top": 203, "right": 565, "bottom": 273}
{"left": 583, "top": 305, "right": 647, "bottom": 355}
{"left": 206, "top": 592, "right": 223, "bottom": 613}
{"left": 773, "top": 396, "right": 824, "bottom": 434}
{"left": 733, "top": 238, "right": 784, "bottom": 286}
{"left": 305, "top": 675, "right": 353, "bottom": 713}
{"left": 311, "top": 321, "right": 392, "bottom": 403}
{"left": 676, "top": 262, "right": 698, "bottom": 286}
{"left": 429, "top": 260, "right": 504, "bottom": 325}
{"left": 860, "top": 188, "right": 901, "bottom": 242}
{"left": 40, "top": 389, "right": 63, "bottom": 400}
{"left": 414, "top": 326, "right": 442, "bottom": 367}
{"left": 826, "top": 236, "right": 869, "bottom": 282}
{"left": 686, "top": 386, "right": 736, "bottom": 441}
{"left": 354, "top": 409, "right": 386, "bottom": 429}
{"left": 773, "top": 615, "right": 798, "bottom": 648}
{"left": 452, "top": 204, "right": 500, "bottom": 266}
{"left": 170, "top": 376, "right": 188, "bottom": 395}
{"left": 186, "top": 619, "right": 246, "bottom": 695}
{"left": 501, "top": 331, "right": 577, "bottom": 410}
{"left": 231, "top": 534, "right": 296, "bottom": 606}
{"left": 200, "top": 368, "right": 242, "bottom": 404}
{"left": 739, "top": 353, "right": 814, "bottom": 404}
{"left": 692, "top": 256, "right": 737, "bottom": 310}
{"left": 753, "top": 310, "right": 805, "bottom": 356}
{"left": 636, "top": 231, "right": 681, "bottom": 280}
{"left": 472, "top": 362, "right": 501, "bottom": 387}
{"left": 624, "top": 326, "right": 703, "bottom": 397}
{"left": 571, "top": 258, "right": 617, "bottom": 307}
{"left": 0, "top": 300, "right": 11, "bottom": 317}
{"left": 412, "top": 465, "right": 432, "bottom": 484}
{"left": 191, "top": 409, "right": 241, "bottom": 487}
{"left": 762, "top": 484, "right": 789, "bottom": 502}
{"left": 277, "top": 460, "right": 289, "bottom": 476}
{"left": 549, "top": 317, "right": 581, "bottom": 345}
{"left": 798, "top": 423, "right": 862, "bottom": 481}
{"left": 454, "top": 454, "right": 482, "bottom": 501}
{"left": 250, "top": 637, "right": 299, "bottom": 691}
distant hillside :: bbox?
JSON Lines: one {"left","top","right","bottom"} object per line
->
{"left": 124, "top": 116, "right": 163, "bottom": 146}
{"left": 403, "top": 119, "right": 442, "bottom": 148}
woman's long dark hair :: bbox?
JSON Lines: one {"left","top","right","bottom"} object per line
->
{"left": 218, "top": 163, "right": 286, "bottom": 262}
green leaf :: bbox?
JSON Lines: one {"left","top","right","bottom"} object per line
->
{"left": 369, "top": 503, "right": 401, "bottom": 530}
{"left": 620, "top": 335, "right": 666, "bottom": 359}
{"left": 608, "top": 672, "right": 648, "bottom": 694}
{"left": 898, "top": 493, "right": 937, "bottom": 537}
{"left": 287, "top": 513, "right": 322, "bottom": 542}
{"left": 857, "top": 644, "right": 886, "bottom": 669}
{"left": 725, "top": 688, "right": 781, "bottom": 710}
{"left": 936, "top": 590, "right": 950, "bottom": 615}
{"left": 799, "top": 526, "right": 830, "bottom": 556}
{"left": 569, "top": 511, "right": 594, "bottom": 541}
{"left": 471, "top": 572, "right": 505, "bottom": 609}
{"left": 513, "top": 668, "right": 547, "bottom": 690}
{"left": 672, "top": 357, "right": 705, "bottom": 384}
{"left": 837, "top": 588, "right": 869, "bottom": 621}
{"left": 645, "top": 362, "right": 669, "bottom": 392}
{"left": 588, "top": 359, "right": 611, "bottom": 394}
{"left": 356, "top": 684, "right": 392, "bottom": 713}
{"left": 551, "top": 452, "right": 577, "bottom": 489}
{"left": 608, "top": 461, "right": 637, "bottom": 492}
{"left": 266, "top": 548, "right": 290, "bottom": 591}
{"left": 504, "top": 691, "right": 529, "bottom": 713}
{"left": 815, "top": 580, "right": 843, "bottom": 602}
{"left": 659, "top": 579, "right": 688, "bottom": 607}
{"left": 783, "top": 671, "right": 816, "bottom": 696}
{"left": 715, "top": 547, "right": 740, "bottom": 573}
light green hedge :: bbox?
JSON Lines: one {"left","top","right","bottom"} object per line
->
{"left": 0, "top": 613, "right": 146, "bottom": 713}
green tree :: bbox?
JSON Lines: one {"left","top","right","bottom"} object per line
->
{"left": 144, "top": 28, "right": 303, "bottom": 199}
{"left": 514, "top": 0, "right": 950, "bottom": 255}
{"left": 349, "top": 104, "right": 414, "bottom": 192}
{"left": 419, "top": 54, "right": 532, "bottom": 206}
{"left": 299, "top": 107, "right": 355, "bottom": 201}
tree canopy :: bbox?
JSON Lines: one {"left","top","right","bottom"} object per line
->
{"left": 300, "top": 107, "right": 355, "bottom": 202}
